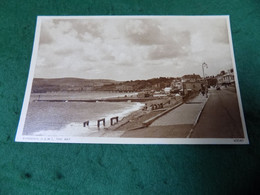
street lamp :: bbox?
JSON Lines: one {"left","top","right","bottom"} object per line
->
{"left": 202, "top": 62, "right": 208, "bottom": 79}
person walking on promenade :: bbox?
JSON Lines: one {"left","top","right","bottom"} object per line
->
{"left": 205, "top": 84, "right": 208, "bottom": 98}
{"left": 201, "top": 83, "right": 205, "bottom": 96}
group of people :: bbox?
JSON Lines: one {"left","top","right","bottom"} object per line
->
{"left": 200, "top": 83, "right": 208, "bottom": 97}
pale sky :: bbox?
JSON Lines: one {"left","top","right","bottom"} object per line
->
{"left": 34, "top": 16, "right": 234, "bottom": 81}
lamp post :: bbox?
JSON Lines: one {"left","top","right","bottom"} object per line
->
{"left": 202, "top": 62, "right": 208, "bottom": 79}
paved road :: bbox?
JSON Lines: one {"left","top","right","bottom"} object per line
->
{"left": 113, "top": 87, "right": 245, "bottom": 138}
{"left": 191, "top": 87, "right": 245, "bottom": 138}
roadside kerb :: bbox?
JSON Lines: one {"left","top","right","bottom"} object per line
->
{"left": 186, "top": 95, "right": 210, "bottom": 138}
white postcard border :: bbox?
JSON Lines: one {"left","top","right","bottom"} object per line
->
{"left": 15, "top": 15, "right": 249, "bottom": 145}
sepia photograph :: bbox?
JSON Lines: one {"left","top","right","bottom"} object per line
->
{"left": 15, "top": 16, "right": 249, "bottom": 144}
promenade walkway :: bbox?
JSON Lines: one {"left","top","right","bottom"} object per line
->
{"left": 150, "top": 94, "right": 208, "bottom": 126}
{"left": 121, "top": 94, "right": 209, "bottom": 138}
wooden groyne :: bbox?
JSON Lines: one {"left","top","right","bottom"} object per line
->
{"left": 110, "top": 116, "right": 119, "bottom": 125}
{"left": 97, "top": 118, "right": 105, "bottom": 128}
{"left": 83, "top": 116, "right": 119, "bottom": 129}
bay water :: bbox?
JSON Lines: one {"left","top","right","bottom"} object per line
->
{"left": 23, "top": 91, "right": 144, "bottom": 136}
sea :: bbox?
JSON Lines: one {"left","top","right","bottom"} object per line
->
{"left": 23, "top": 91, "right": 144, "bottom": 137}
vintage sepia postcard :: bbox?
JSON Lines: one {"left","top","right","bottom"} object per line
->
{"left": 15, "top": 16, "right": 249, "bottom": 144}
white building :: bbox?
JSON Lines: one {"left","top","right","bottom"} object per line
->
{"left": 164, "top": 87, "right": 172, "bottom": 94}
{"left": 216, "top": 72, "right": 234, "bottom": 85}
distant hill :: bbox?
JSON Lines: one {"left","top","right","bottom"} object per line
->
{"left": 31, "top": 78, "right": 119, "bottom": 93}
{"left": 31, "top": 77, "right": 176, "bottom": 93}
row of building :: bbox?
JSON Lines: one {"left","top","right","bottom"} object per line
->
{"left": 99, "top": 69, "right": 235, "bottom": 97}
{"left": 170, "top": 70, "right": 235, "bottom": 95}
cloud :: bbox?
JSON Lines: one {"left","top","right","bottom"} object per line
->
{"left": 54, "top": 48, "right": 83, "bottom": 56}
{"left": 72, "top": 20, "right": 103, "bottom": 38}
{"left": 34, "top": 17, "right": 233, "bottom": 80}
{"left": 39, "top": 20, "right": 54, "bottom": 44}
{"left": 124, "top": 19, "right": 192, "bottom": 61}
{"left": 148, "top": 44, "right": 182, "bottom": 60}
{"left": 147, "top": 31, "right": 191, "bottom": 60}
{"left": 124, "top": 19, "right": 165, "bottom": 45}
{"left": 212, "top": 26, "right": 229, "bottom": 44}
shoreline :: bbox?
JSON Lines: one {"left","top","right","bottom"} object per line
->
{"left": 27, "top": 91, "right": 186, "bottom": 136}
{"left": 33, "top": 97, "right": 158, "bottom": 103}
